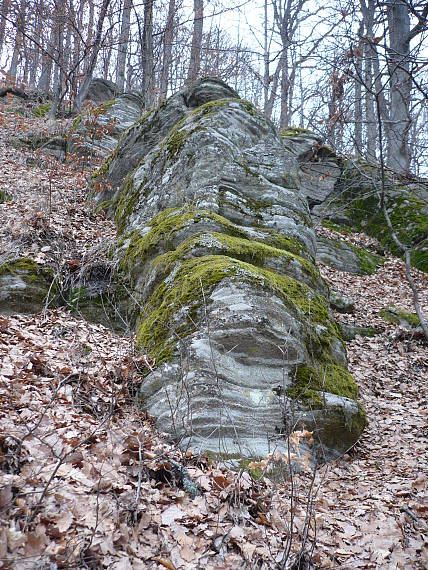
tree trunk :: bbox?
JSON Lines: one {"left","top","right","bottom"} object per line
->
{"left": 9, "top": 0, "right": 26, "bottom": 83}
{"left": 141, "top": 0, "right": 154, "bottom": 107}
{"left": 385, "top": 0, "right": 411, "bottom": 173}
{"left": 50, "top": 0, "right": 66, "bottom": 118}
{"left": 116, "top": 0, "right": 133, "bottom": 92}
{"left": 360, "top": 0, "right": 377, "bottom": 160}
{"left": 160, "top": 0, "right": 175, "bottom": 101}
{"left": 354, "top": 22, "right": 364, "bottom": 156}
{"left": 73, "top": 0, "right": 112, "bottom": 112}
{"left": 0, "top": 0, "right": 11, "bottom": 60}
{"left": 187, "top": 0, "right": 203, "bottom": 83}
{"left": 38, "top": 13, "right": 55, "bottom": 94}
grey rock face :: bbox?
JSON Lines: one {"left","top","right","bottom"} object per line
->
{"left": 97, "top": 78, "right": 365, "bottom": 461}
{"left": 281, "top": 131, "right": 341, "bottom": 210}
{"left": 329, "top": 290, "right": 355, "bottom": 314}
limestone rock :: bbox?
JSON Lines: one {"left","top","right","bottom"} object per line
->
{"left": 330, "top": 290, "right": 355, "bottom": 314}
{"left": 380, "top": 306, "right": 420, "bottom": 329}
{"left": 97, "top": 78, "right": 365, "bottom": 461}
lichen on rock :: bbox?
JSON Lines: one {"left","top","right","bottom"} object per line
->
{"left": 99, "top": 78, "right": 365, "bottom": 461}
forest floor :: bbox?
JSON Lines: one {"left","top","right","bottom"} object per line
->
{"left": 0, "top": 102, "right": 427, "bottom": 570}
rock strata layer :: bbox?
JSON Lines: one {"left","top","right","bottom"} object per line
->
{"left": 95, "top": 78, "right": 365, "bottom": 460}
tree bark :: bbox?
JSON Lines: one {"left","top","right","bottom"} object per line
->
{"left": 385, "top": 0, "right": 411, "bottom": 173}
{"left": 116, "top": 0, "right": 133, "bottom": 92}
{"left": 160, "top": 0, "right": 175, "bottom": 101}
{"left": 9, "top": 0, "right": 27, "bottom": 82}
{"left": 141, "top": 0, "right": 154, "bottom": 107}
{"left": 187, "top": 0, "right": 203, "bottom": 83}
{"left": 73, "top": 0, "right": 112, "bottom": 112}
{"left": 0, "top": 0, "right": 11, "bottom": 60}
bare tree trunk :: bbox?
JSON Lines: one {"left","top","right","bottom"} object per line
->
{"left": 0, "top": 0, "right": 11, "bottom": 60}
{"left": 9, "top": 0, "right": 27, "bottom": 83}
{"left": 73, "top": 0, "right": 111, "bottom": 111}
{"left": 83, "top": 0, "right": 95, "bottom": 73}
{"left": 28, "top": 0, "right": 42, "bottom": 87}
{"left": 263, "top": 0, "right": 269, "bottom": 117}
{"left": 385, "top": 0, "right": 411, "bottom": 173}
{"left": 38, "top": 11, "right": 55, "bottom": 94}
{"left": 264, "top": 62, "right": 280, "bottom": 120}
{"left": 160, "top": 0, "right": 175, "bottom": 101}
{"left": 187, "top": 0, "right": 203, "bottom": 83}
{"left": 360, "top": 0, "right": 377, "bottom": 160}
{"left": 141, "top": 0, "right": 154, "bottom": 107}
{"left": 353, "top": 21, "right": 364, "bottom": 156}
{"left": 50, "top": 0, "right": 66, "bottom": 118}
{"left": 116, "top": 0, "right": 133, "bottom": 92}
{"left": 70, "top": 0, "right": 85, "bottom": 98}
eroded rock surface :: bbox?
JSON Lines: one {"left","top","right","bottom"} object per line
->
{"left": 96, "top": 78, "right": 365, "bottom": 460}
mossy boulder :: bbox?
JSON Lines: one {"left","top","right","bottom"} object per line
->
{"left": 379, "top": 306, "right": 420, "bottom": 328}
{"left": 101, "top": 78, "right": 364, "bottom": 461}
{"left": 316, "top": 235, "right": 383, "bottom": 275}
{"left": 316, "top": 159, "right": 428, "bottom": 272}
{"left": 0, "top": 190, "right": 12, "bottom": 203}
{"left": 0, "top": 258, "right": 58, "bottom": 314}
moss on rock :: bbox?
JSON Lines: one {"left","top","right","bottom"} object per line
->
{"left": 0, "top": 258, "right": 58, "bottom": 314}
{"left": 280, "top": 126, "right": 310, "bottom": 137}
{"left": 287, "top": 362, "right": 358, "bottom": 409}
{"left": 379, "top": 306, "right": 420, "bottom": 327}
{"left": 136, "top": 252, "right": 338, "bottom": 365}
{"left": 338, "top": 164, "right": 428, "bottom": 272}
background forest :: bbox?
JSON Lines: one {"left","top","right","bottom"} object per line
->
{"left": 0, "top": 0, "right": 427, "bottom": 175}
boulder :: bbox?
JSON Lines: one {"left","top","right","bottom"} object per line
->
{"left": 329, "top": 290, "right": 355, "bottom": 314}
{"left": 96, "top": 78, "right": 365, "bottom": 461}
{"left": 379, "top": 306, "right": 420, "bottom": 328}
{"left": 84, "top": 78, "right": 119, "bottom": 105}
{"left": 316, "top": 235, "right": 383, "bottom": 275}
{"left": 0, "top": 259, "right": 57, "bottom": 315}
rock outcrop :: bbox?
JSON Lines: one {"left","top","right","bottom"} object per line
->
{"left": 70, "top": 93, "right": 144, "bottom": 161}
{"left": 95, "top": 78, "right": 365, "bottom": 461}
{"left": 284, "top": 132, "right": 427, "bottom": 273}
{"left": 84, "top": 78, "right": 119, "bottom": 105}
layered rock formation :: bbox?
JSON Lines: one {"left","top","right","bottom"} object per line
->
{"left": 94, "top": 78, "right": 365, "bottom": 461}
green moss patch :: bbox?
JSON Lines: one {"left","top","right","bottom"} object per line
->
{"left": 321, "top": 219, "right": 352, "bottom": 234}
{"left": 280, "top": 126, "right": 310, "bottom": 137}
{"left": 0, "top": 190, "right": 12, "bottom": 203}
{"left": 347, "top": 242, "right": 383, "bottom": 275}
{"left": 31, "top": 103, "right": 51, "bottom": 117}
{"left": 0, "top": 258, "right": 58, "bottom": 312}
{"left": 287, "top": 363, "right": 358, "bottom": 409}
{"left": 119, "top": 205, "right": 313, "bottom": 274}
